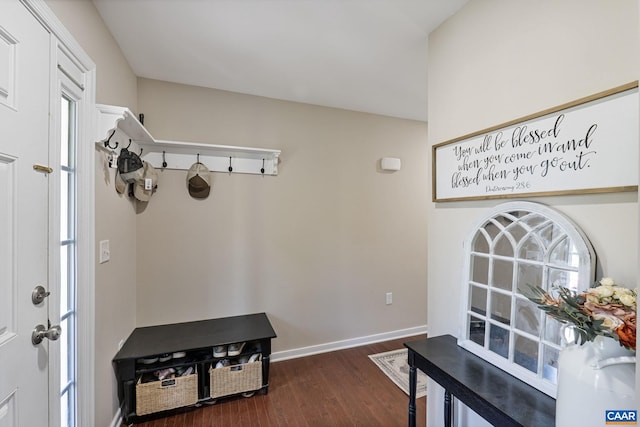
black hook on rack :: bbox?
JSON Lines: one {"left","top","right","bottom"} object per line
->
{"left": 104, "top": 129, "right": 118, "bottom": 150}
{"left": 228, "top": 157, "right": 233, "bottom": 173}
{"left": 162, "top": 151, "right": 167, "bottom": 168}
{"left": 261, "top": 159, "right": 265, "bottom": 174}
{"left": 122, "top": 139, "right": 143, "bottom": 156}
{"left": 197, "top": 153, "right": 200, "bottom": 163}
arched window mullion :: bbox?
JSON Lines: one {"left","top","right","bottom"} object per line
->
{"left": 459, "top": 201, "right": 596, "bottom": 399}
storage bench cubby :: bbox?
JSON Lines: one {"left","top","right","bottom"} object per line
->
{"left": 136, "top": 369, "right": 198, "bottom": 416}
{"left": 210, "top": 355, "right": 262, "bottom": 399}
{"left": 113, "top": 313, "right": 276, "bottom": 424}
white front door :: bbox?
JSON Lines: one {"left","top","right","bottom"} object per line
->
{"left": 0, "top": 1, "right": 52, "bottom": 425}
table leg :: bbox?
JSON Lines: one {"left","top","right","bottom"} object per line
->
{"left": 444, "top": 390, "right": 453, "bottom": 427}
{"left": 408, "top": 365, "right": 417, "bottom": 427}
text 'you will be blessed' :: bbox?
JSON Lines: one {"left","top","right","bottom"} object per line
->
{"left": 450, "top": 114, "right": 597, "bottom": 193}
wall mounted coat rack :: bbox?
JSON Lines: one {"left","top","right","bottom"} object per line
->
{"left": 95, "top": 104, "right": 281, "bottom": 176}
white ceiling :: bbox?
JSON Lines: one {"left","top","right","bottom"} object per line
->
{"left": 92, "top": 0, "right": 468, "bottom": 121}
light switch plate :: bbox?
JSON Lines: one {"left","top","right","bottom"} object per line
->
{"left": 99, "top": 240, "right": 110, "bottom": 263}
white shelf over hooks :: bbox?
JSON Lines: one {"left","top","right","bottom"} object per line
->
{"left": 96, "top": 104, "right": 153, "bottom": 147}
{"left": 141, "top": 139, "right": 280, "bottom": 176}
{"left": 95, "top": 104, "right": 281, "bottom": 176}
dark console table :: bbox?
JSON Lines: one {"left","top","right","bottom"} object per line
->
{"left": 113, "top": 313, "right": 277, "bottom": 424}
{"left": 404, "top": 335, "right": 555, "bottom": 427}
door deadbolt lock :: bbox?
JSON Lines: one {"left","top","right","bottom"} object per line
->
{"left": 32, "top": 324, "right": 61, "bottom": 345}
{"left": 32, "top": 285, "right": 50, "bottom": 305}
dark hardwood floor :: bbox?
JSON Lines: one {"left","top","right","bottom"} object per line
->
{"left": 127, "top": 335, "right": 427, "bottom": 427}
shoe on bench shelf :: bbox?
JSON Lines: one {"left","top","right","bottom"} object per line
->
{"left": 227, "top": 342, "right": 245, "bottom": 356}
{"left": 213, "top": 345, "right": 227, "bottom": 358}
{"left": 215, "top": 359, "right": 230, "bottom": 369}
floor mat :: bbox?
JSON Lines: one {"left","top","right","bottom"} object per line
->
{"left": 368, "top": 348, "right": 427, "bottom": 398}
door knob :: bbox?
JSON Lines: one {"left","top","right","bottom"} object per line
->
{"left": 32, "top": 285, "right": 51, "bottom": 305}
{"left": 32, "top": 324, "right": 62, "bottom": 345}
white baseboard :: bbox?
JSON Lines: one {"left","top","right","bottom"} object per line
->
{"left": 270, "top": 324, "right": 427, "bottom": 362}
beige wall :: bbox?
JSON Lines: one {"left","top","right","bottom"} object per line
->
{"left": 426, "top": 0, "right": 638, "bottom": 425}
{"left": 136, "top": 78, "right": 429, "bottom": 351}
{"left": 42, "top": 2, "right": 430, "bottom": 424}
{"left": 43, "top": 1, "right": 139, "bottom": 426}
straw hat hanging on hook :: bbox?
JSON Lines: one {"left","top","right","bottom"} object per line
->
{"left": 187, "top": 154, "right": 211, "bottom": 199}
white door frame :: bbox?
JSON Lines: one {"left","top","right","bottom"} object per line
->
{"left": 21, "top": 1, "right": 96, "bottom": 425}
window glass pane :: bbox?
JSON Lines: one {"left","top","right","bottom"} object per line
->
{"left": 61, "top": 390, "right": 69, "bottom": 427}
{"left": 471, "top": 255, "right": 489, "bottom": 284}
{"left": 60, "top": 245, "right": 69, "bottom": 313}
{"left": 542, "top": 345, "right": 559, "bottom": 383}
{"left": 490, "top": 291, "right": 511, "bottom": 324}
{"left": 60, "top": 171, "right": 69, "bottom": 241}
{"left": 473, "top": 232, "right": 489, "bottom": 253}
{"left": 60, "top": 317, "right": 69, "bottom": 385}
{"left": 492, "top": 259, "right": 513, "bottom": 291}
{"left": 507, "top": 211, "right": 528, "bottom": 220}
{"left": 548, "top": 268, "right": 579, "bottom": 291}
{"left": 470, "top": 285, "right": 487, "bottom": 315}
{"left": 514, "top": 298, "right": 540, "bottom": 335}
{"left": 67, "top": 315, "right": 75, "bottom": 384}
{"left": 537, "top": 223, "right": 563, "bottom": 248}
{"left": 68, "top": 244, "right": 76, "bottom": 306}
{"left": 495, "top": 215, "right": 514, "bottom": 228}
{"left": 468, "top": 315, "right": 485, "bottom": 346}
{"left": 517, "top": 262, "right": 543, "bottom": 292}
{"left": 519, "top": 213, "right": 547, "bottom": 229}
{"left": 494, "top": 234, "right": 513, "bottom": 257}
{"left": 549, "top": 236, "right": 579, "bottom": 268}
{"left": 488, "top": 324, "right": 509, "bottom": 358}
{"left": 514, "top": 335, "right": 538, "bottom": 373}
{"left": 60, "top": 97, "right": 69, "bottom": 167}
{"left": 544, "top": 317, "right": 563, "bottom": 345}
{"left": 518, "top": 236, "right": 543, "bottom": 262}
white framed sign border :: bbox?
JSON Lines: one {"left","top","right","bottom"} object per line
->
{"left": 432, "top": 82, "right": 639, "bottom": 202}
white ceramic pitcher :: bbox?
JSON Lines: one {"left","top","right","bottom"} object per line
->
{"left": 555, "top": 334, "right": 636, "bottom": 427}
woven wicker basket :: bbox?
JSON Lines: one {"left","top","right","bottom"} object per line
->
{"left": 136, "top": 370, "right": 198, "bottom": 416}
{"left": 210, "top": 358, "right": 262, "bottom": 399}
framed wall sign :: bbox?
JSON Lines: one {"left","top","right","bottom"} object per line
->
{"left": 432, "top": 82, "right": 639, "bottom": 202}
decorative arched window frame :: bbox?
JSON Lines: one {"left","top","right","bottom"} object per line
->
{"left": 457, "top": 201, "right": 596, "bottom": 398}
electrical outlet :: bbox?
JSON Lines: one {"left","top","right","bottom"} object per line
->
{"left": 386, "top": 292, "right": 392, "bottom": 305}
{"left": 99, "top": 240, "right": 110, "bottom": 263}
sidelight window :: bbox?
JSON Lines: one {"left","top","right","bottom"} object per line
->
{"left": 59, "top": 93, "right": 77, "bottom": 427}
